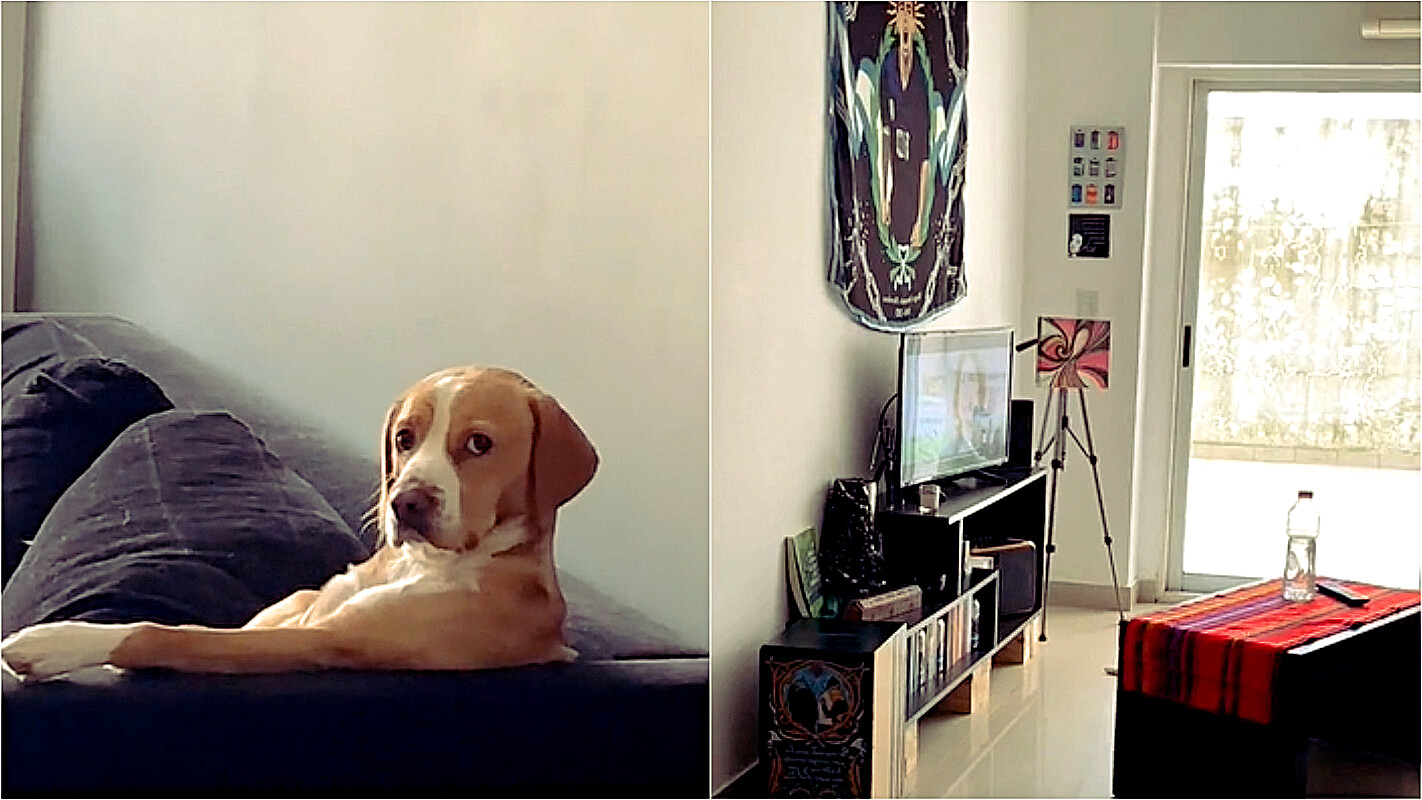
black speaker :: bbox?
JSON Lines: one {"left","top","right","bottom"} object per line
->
{"left": 970, "top": 539, "right": 1038, "bottom": 615}
{"left": 1008, "top": 398, "right": 1033, "bottom": 467}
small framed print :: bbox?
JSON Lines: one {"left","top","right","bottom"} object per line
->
{"left": 1069, "top": 125, "right": 1123, "bottom": 209}
{"left": 1068, "top": 214, "right": 1110, "bottom": 258}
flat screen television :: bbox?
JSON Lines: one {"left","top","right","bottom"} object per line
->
{"left": 895, "top": 327, "right": 1014, "bottom": 491}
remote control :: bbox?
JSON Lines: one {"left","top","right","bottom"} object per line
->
{"left": 1317, "top": 581, "right": 1369, "bottom": 607}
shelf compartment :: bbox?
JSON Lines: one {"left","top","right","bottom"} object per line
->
{"left": 904, "top": 571, "right": 1000, "bottom": 721}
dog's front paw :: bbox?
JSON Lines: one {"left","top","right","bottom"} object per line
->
{"left": 1, "top": 622, "right": 137, "bottom": 681}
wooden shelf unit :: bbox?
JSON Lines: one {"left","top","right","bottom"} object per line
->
{"left": 878, "top": 468, "right": 1048, "bottom": 722}
{"left": 755, "top": 469, "right": 1049, "bottom": 798}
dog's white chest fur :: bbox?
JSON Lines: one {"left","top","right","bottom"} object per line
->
{"left": 301, "top": 520, "right": 532, "bottom": 624}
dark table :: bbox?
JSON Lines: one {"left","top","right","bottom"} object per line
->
{"left": 1112, "top": 579, "right": 1420, "bottom": 797}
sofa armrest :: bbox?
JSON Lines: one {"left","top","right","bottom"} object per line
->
{"left": 3, "top": 658, "right": 708, "bottom": 797}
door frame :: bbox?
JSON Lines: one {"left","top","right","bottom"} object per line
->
{"left": 1162, "top": 68, "right": 1422, "bottom": 594}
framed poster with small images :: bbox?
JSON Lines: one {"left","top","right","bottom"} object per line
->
{"left": 1068, "top": 126, "right": 1123, "bottom": 209}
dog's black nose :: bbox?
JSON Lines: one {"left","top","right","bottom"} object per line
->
{"left": 392, "top": 486, "right": 440, "bottom": 533}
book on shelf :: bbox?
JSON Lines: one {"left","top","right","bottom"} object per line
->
{"left": 970, "top": 596, "right": 981, "bottom": 651}
{"left": 963, "top": 602, "right": 972, "bottom": 657}
{"left": 952, "top": 605, "right": 961, "bottom": 666}
{"left": 949, "top": 605, "right": 960, "bottom": 667}
{"left": 927, "top": 623, "right": 940, "bottom": 685}
{"left": 908, "top": 629, "right": 918, "bottom": 695}
{"left": 785, "top": 527, "right": 826, "bottom": 619}
{"left": 937, "top": 617, "right": 949, "bottom": 675}
{"left": 942, "top": 608, "right": 952, "bottom": 669}
{"left": 959, "top": 602, "right": 970, "bottom": 661}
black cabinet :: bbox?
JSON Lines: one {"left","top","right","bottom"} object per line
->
{"left": 878, "top": 468, "right": 1047, "bottom": 653}
{"left": 759, "top": 620, "right": 907, "bottom": 798}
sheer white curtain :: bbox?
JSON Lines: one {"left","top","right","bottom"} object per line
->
{"left": 1192, "top": 92, "right": 1420, "bottom": 465}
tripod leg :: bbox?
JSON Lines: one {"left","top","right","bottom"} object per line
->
{"left": 1033, "top": 386, "right": 1057, "bottom": 467}
{"left": 1039, "top": 388, "right": 1069, "bottom": 642}
{"left": 1040, "top": 458, "right": 1061, "bottom": 642}
{"left": 1073, "top": 388, "right": 1126, "bottom": 622}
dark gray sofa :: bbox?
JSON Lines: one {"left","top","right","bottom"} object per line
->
{"left": 1, "top": 313, "right": 708, "bottom": 797}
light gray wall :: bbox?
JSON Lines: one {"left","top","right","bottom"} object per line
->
{"left": 1019, "top": 1, "right": 1159, "bottom": 599}
{"left": 19, "top": 1, "right": 710, "bottom": 647}
{"left": 2, "top": 0, "right": 25, "bottom": 312}
{"left": 710, "top": 1, "right": 1030, "bottom": 790}
{"left": 1156, "top": 1, "right": 1421, "bottom": 66}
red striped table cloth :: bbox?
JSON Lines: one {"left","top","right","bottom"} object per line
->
{"left": 1119, "top": 578, "right": 1419, "bottom": 724}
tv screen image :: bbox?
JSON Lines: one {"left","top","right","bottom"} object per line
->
{"left": 898, "top": 328, "right": 1013, "bottom": 488}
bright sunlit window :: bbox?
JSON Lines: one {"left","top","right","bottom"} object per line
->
{"left": 1183, "top": 89, "right": 1421, "bottom": 590}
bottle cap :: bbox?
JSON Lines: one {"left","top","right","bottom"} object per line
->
{"left": 1298, "top": 490, "right": 1314, "bottom": 499}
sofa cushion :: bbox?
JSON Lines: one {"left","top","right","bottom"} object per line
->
{"left": 1, "top": 318, "right": 102, "bottom": 404}
{"left": 3, "top": 315, "right": 384, "bottom": 547}
{"left": 561, "top": 575, "right": 706, "bottom": 660}
{"left": 2, "top": 358, "right": 174, "bottom": 584}
{"left": 1, "top": 410, "right": 367, "bottom": 636}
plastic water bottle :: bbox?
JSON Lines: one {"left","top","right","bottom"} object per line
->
{"left": 1282, "top": 490, "right": 1319, "bottom": 602}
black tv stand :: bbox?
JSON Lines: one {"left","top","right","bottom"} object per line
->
{"left": 753, "top": 469, "right": 1049, "bottom": 797}
{"left": 880, "top": 469, "right": 1047, "bottom": 601}
{"left": 881, "top": 469, "right": 1047, "bottom": 787}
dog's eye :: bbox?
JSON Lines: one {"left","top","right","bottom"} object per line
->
{"left": 394, "top": 428, "right": 416, "bottom": 452}
{"left": 467, "top": 433, "right": 493, "bottom": 456}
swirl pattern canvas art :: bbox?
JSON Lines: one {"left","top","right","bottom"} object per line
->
{"left": 1036, "top": 317, "right": 1111, "bottom": 390}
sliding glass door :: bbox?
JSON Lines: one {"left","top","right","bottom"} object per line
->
{"left": 1170, "top": 82, "right": 1422, "bottom": 593}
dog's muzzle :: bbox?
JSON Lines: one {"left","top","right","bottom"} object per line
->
{"left": 391, "top": 485, "right": 441, "bottom": 544}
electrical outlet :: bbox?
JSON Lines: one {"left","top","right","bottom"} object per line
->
{"left": 1077, "top": 289, "right": 1100, "bottom": 317}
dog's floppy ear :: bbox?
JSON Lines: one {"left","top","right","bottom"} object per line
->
{"left": 378, "top": 399, "right": 402, "bottom": 534}
{"left": 527, "top": 392, "right": 598, "bottom": 520}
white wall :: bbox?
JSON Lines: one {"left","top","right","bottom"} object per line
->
{"left": 1019, "top": 2, "right": 1159, "bottom": 601}
{"left": 19, "top": 1, "right": 710, "bottom": 647}
{"left": 1156, "top": 1, "right": 1421, "bottom": 66}
{"left": 2, "top": 0, "right": 25, "bottom": 312}
{"left": 710, "top": 2, "right": 1029, "bottom": 790}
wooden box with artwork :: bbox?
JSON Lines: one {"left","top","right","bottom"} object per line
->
{"left": 759, "top": 619, "right": 906, "bottom": 798}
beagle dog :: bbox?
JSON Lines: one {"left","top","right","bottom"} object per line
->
{"left": 1, "top": 367, "right": 597, "bottom": 680}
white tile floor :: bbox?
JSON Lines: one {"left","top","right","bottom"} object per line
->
{"left": 908, "top": 604, "right": 1163, "bottom": 798}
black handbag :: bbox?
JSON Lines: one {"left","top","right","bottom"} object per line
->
{"left": 819, "top": 478, "right": 888, "bottom": 600}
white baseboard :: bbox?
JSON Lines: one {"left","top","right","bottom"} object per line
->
{"left": 1046, "top": 579, "right": 1136, "bottom": 612}
{"left": 1134, "top": 578, "right": 1164, "bottom": 603}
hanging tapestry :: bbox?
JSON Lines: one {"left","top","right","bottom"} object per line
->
{"left": 827, "top": 1, "right": 969, "bottom": 330}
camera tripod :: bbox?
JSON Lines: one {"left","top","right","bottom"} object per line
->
{"left": 1033, "top": 385, "right": 1126, "bottom": 641}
